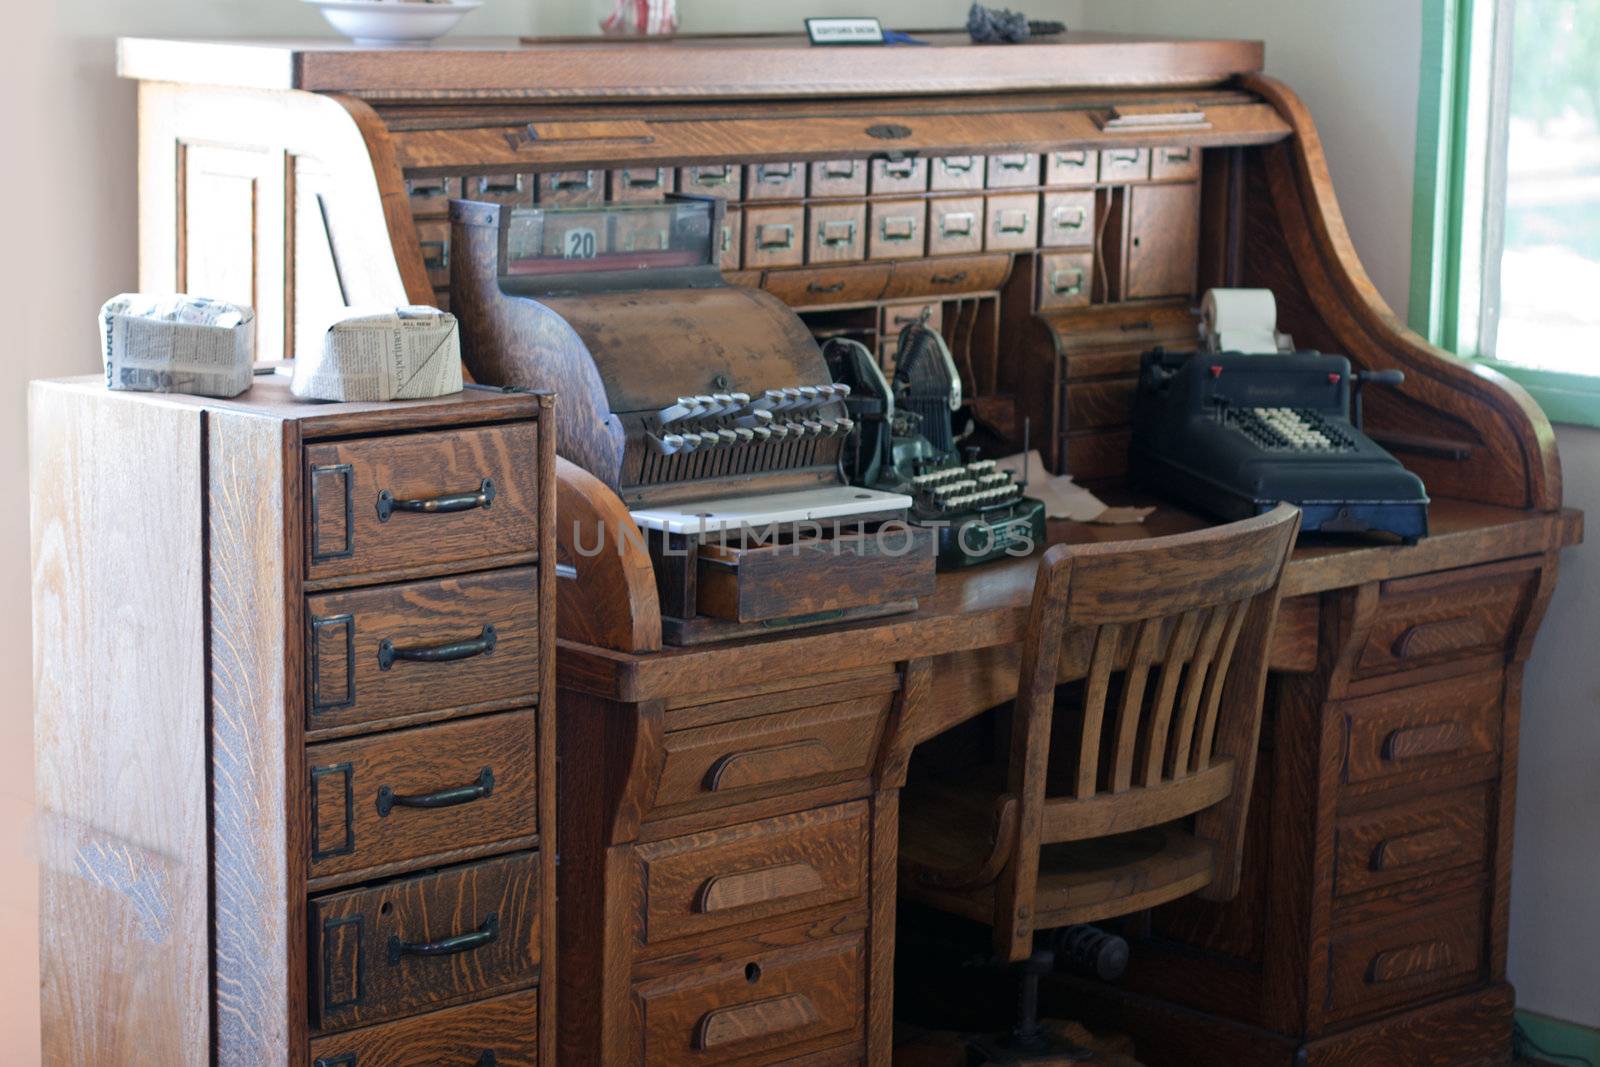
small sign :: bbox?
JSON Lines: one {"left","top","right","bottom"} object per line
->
{"left": 562, "top": 227, "right": 599, "bottom": 259}
{"left": 806, "top": 17, "right": 885, "bottom": 46}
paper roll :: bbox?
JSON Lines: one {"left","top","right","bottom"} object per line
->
{"left": 1201, "top": 288, "right": 1282, "bottom": 354}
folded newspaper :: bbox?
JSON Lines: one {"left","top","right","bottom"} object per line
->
{"left": 99, "top": 293, "right": 255, "bottom": 398}
{"left": 291, "top": 305, "right": 464, "bottom": 402}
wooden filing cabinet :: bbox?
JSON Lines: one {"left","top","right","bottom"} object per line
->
{"left": 32, "top": 375, "right": 557, "bottom": 1066}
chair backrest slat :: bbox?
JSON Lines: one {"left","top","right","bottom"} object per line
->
{"left": 1074, "top": 627, "right": 1122, "bottom": 799}
{"left": 1191, "top": 597, "right": 1251, "bottom": 774}
{"left": 1108, "top": 617, "right": 1163, "bottom": 793}
{"left": 1139, "top": 608, "right": 1202, "bottom": 788}
{"left": 1167, "top": 603, "right": 1233, "bottom": 780}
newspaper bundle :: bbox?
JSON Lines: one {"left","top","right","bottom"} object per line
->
{"left": 291, "top": 306, "right": 464, "bottom": 402}
{"left": 99, "top": 293, "right": 255, "bottom": 398}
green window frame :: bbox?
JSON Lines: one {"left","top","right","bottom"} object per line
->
{"left": 1411, "top": 0, "right": 1600, "bottom": 426}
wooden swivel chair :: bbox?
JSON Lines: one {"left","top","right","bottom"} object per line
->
{"left": 899, "top": 504, "right": 1301, "bottom": 1062}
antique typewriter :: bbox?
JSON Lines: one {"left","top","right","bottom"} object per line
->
{"left": 448, "top": 195, "right": 936, "bottom": 643}
{"left": 1130, "top": 289, "right": 1429, "bottom": 542}
{"left": 825, "top": 319, "right": 1046, "bottom": 568}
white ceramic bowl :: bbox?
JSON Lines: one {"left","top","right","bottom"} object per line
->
{"left": 304, "top": 0, "right": 483, "bottom": 45}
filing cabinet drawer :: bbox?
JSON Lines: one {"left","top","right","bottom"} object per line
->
{"left": 611, "top": 165, "right": 675, "bottom": 201}
{"left": 654, "top": 691, "right": 893, "bottom": 810}
{"left": 868, "top": 199, "right": 927, "bottom": 260}
{"left": 635, "top": 802, "right": 869, "bottom": 946}
{"left": 307, "top": 988, "right": 538, "bottom": 1067}
{"left": 464, "top": 172, "right": 533, "bottom": 208}
{"left": 1037, "top": 252, "right": 1093, "bottom": 311}
{"left": 809, "top": 159, "right": 868, "bottom": 198}
{"left": 930, "top": 154, "right": 985, "bottom": 191}
{"left": 415, "top": 219, "right": 450, "bottom": 288}
{"left": 1041, "top": 191, "right": 1095, "bottom": 248}
{"left": 1333, "top": 786, "right": 1491, "bottom": 900}
{"left": 305, "top": 424, "right": 539, "bottom": 584}
{"left": 718, "top": 208, "right": 743, "bottom": 271}
{"left": 1151, "top": 144, "right": 1203, "bottom": 181}
{"left": 744, "top": 206, "right": 805, "bottom": 269}
{"left": 870, "top": 156, "right": 928, "bottom": 194}
{"left": 762, "top": 263, "right": 889, "bottom": 306}
{"left": 745, "top": 161, "right": 806, "bottom": 200}
{"left": 536, "top": 168, "right": 602, "bottom": 205}
{"left": 928, "top": 196, "right": 984, "bottom": 256}
{"left": 882, "top": 253, "right": 1011, "bottom": 299}
{"left": 1100, "top": 147, "right": 1150, "bottom": 182}
{"left": 985, "top": 193, "right": 1038, "bottom": 252}
{"left": 806, "top": 202, "right": 867, "bottom": 264}
{"left": 1045, "top": 149, "right": 1098, "bottom": 186}
{"left": 986, "top": 152, "right": 1040, "bottom": 188}
{"left": 1337, "top": 670, "right": 1501, "bottom": 791}
{"left": 311, "top": 852, "right": 540, "bottom": 1032}
{"left": 635, "top": 930, "right": 865, "bottom": 1065}
{"left": 1325, "top": 891, "right": 1486, "bottom": 1023}
{"left": 306, "top": 567, "right": 540, "bottom": 734}
{"left": 680, "top": 164, "right": 743, "bottom": 199}
{"left": 405, "top": 175, "right": 461, "bottom": 217}
{"left": 306, "top": 709, "right": 538, "bottom": 883}
{"left": 1353, "top": 559, "right": 1537, "bottom": 681}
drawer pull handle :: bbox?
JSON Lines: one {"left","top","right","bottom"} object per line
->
{"left": 706, "top": 739, "right": 832, "bottom": 791}
{"left": 1163, "top": 147, "right": 1194, "bottom": 163}
{"left": 548, "top": 171, "right": 594, "bottom": 191}
{"left": 941, "top": 156, "right": 976, "bottom": 174}
{"left": 376, "top": 477, "right": 495, "bottom": 522}
{"left": 408, "top": 178, "right": 449, "bottom": 199}
{"left": 378, "top": 624, "right": 498, "bottom": 671}
{"left": 690, "top": 166, "right": 735, "bottom": 187}
{"left": 1110, "top": 150, "right": 1143, "bottom": 165}
{"left": 620, "top": 168, "right": 665, "bottom": 189}
{"left": 695, "top": 992, "right": 820, "bottom": 1050}
{"left": 1120, "top": 320, "right": 1154, "bottom": 332}
{"left": 939, "top": 211, "right": 976, "bottom": 237}
{"left": 387, "top": 911, "right": 499, "bottom": 965}
{"left": 377, "top": 766, "right": 495, "bottom": 817}
{"left": 932, "top": 271, "right": 969, "bottom": 286}
{"left": 1052, "top": 206, "right": 1087, "bottom": 231}
{"left": 995, "top": 211, "right": 1032, "bottom": 235}
{"left": 879, "top": 216, "right": 919, "bottom": 242}
{"left": 880, "top": 158, "right": 919, "bottom": 179}
{"left": 820, "top": 161, "right": 859, "bottom": 180}
{"left": 1392, "top": 617, "right": 1491, "bottom": 659}
{"left": 816, "top": 219, "right": 858, "bottom": 246}
{"left": 1049, "top": 269, "right": 1084, "bottom": 296}
{"left": 1381, "top": 722, "right": 1468, "bottom": 762}
{"left": 1366, "top": 939, "right": 1455, "bottom": 985}
{"left": 757, "top": 163, "right": 797, "bottom": 183}
{"left": 756, "top": 224, "right": 795, "bottom": 250}
{"left": 419, "top": 240, "right": 449, "bottom": 273}
{"left": 1053, "top": 151, "right": 1089, "bottom": 166}
{"left": 995, "top": 155, "right": 1030, "bottom": 171}
{"left": 476, "top": 174, "right": 524, "bottom": 196}
{"left": 806, "top": 281, "right": 846, "bottom": 295}
{"left": 1370, "top": 827, "right": 1458, "bottom": 872}
{"left": 697, "top": 861, "right": 825, "bottom": 913}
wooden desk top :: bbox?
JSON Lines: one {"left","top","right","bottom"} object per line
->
{"left": 558, "top": 497, "right": 1583, "bottom": 703}
{"left": 116, "top": 32, "right": 1264, "bottom": 98}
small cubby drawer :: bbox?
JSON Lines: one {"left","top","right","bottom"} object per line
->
{"left": 806, "top": 202, "right": 867, "bottom": 264}
{"left": 809, "top": 159, "right": 868, "bottom": 198}
{"left": 1333, "top": 786, "right": 1491, "bottom": 900}
{"left": 1045, "top": 149, "right": 1098, "bottom": 186}
{"left": 679, "top": 164, "right": 743, "bottom": 199}
{"left": 743, "top": 205, "right": 806, "bottom": 269}
{"left": 745, "top": 161, "right": 807, "bottom": 200}
{"left": 985, "top": 193, "right": 1038, "bottom": 252}
{"left": 536, "top": 168, "right": 603, "bottom": 204}
{"left": 986, "top": 152, "right": 1041, "bottom": 188}
{"left": 415, "top": 220, "right": 451, "bottom": 288}
{"left": 465, "top": 172, "right": 534, "bottom": 208}
{"left": 634, "top": 802, "right": 870, "bottom": 946}
{"left": 305, "top": 424, "right": 539, "bottom": 584}
{"left": 870, "top": 156, "right": 929, "bottom": 194}
{"left": 1152, "top": 144, "right": 1202, "bottom": 181}
{"left": 1099, "top": 147, "right": 1150, "bottom": 182}
{"left": 306, "top": 988, "right": 538, "bottom": 1067}
{"left": 634, "top": 930, "right": 865, "bottom": 1065}
{"left": 306, "top": 709, "right": 538, "bottom": 884}
{"left": 311, "top": 853, "right": 540, "bottom": 1033}
{"left": 928, "top": 196, "right": 985, "bottom": 256}
{"left": 404, "top": 175, "right": 460, "bottom": 217}
{"left": 611, "top": 166, "right": 676, "bottom": 201}
{"left": 868, "top": 199, "right": 928, "bottom": 259}
{"left": 930, "top": 155, "right": 985, "bottom": 191}
{"left": 1042, "top": 191, "right": 1095, "bottom": 248}
{"left": 305, "top": 567, "right": 540, "bottom": 735}
{"left": 718, "top": 208, "right": 743, "bottom": 271}
{"left": 1037, "top": 251, "right": 1093, "bottom": 312}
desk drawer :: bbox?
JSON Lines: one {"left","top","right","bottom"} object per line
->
{"left": 656, "top": 693, "right": 893, "bottom": 810}
{"left": 307, "top": 988, "right": 537, "bottom": 1067}
{"left": 611, "top": 165, "right": 675, "bottom": 201}
{"left": 1042, "top": 191, "right": 1095, "bottom": 248}
{"left": 311, "top": 853, "right": 540, "bottom": 1032}
{"left": 809, "top": 159, "right": 868, "bottom": 198}
{"left": 744, "top": 206, "right": 805, "bottom": 269}
{"left": 636, "top": 803, "right": 869, "bottom": 946}
{"left": 307, "top": 710, "right": 538, "bottom": 883}
{"left": 1151, "top": 144, "right": 1203, "bottom": 182}
{"left": 806, "top": 202, "right": 867, "bottom": 264}
{"left": 870, "top": 156, "right": 929, "bottom": 195}
{"left": 745, "top": 161, "right": 806, "bottom": 200}
{"left": 987, "top": 152, "right": 1041, "bottom": 188}
{"left": 1037, "top": 252, "right": 1093, "bottom": 312}
{"left": 1045, "top": 149, "right": 1098, "bottom": 187}
{"left": 1333, "top": 786, "right": 1491, "bottom": 899}
{"left": 635, "top": 930, "right": 865, "bottom": 1065}
{"left": 1325, "top": 891, "right": 1486, "bottom": 1023}
{"left": 882, "top": 254, "right": 1011, "bottom": 299}
{"left": 931, "top": 155, "right": 985, "bottom": 191}
{"left": 928, "top": 196, "right": 985, "bottom": 256}
{"left": 762, "top": 264, "right": 889, "bottom": 306}
{"left": 536, "top": 168, "right": 601, "bottom": 205}
{"left": 869, "top": 199, "right": 928, "bottom": 260}
{"left": 680, "top": 164, "right": 743, "bottom": 199}
{"left": 306, "top": 424, "right": 538, "bottom": 584}
{"left": 1337, "top": 671, "right": 1501, "bottom": 792}
{"left": 1353, "top": 559, "right": 1538, "bottom": 681}
{"left": 985, "top": 193, "right": 1039, "bottom": 252}
{"left": 306, "top": 568, "right": 539, "bottom": 734}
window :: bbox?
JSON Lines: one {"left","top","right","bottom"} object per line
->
{"left": 1413, "top": 0, "right": 1600, "bottom": 423}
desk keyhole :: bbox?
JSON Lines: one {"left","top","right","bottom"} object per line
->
{"left": 745, "top": 962, "right": 762, "bottom": 983}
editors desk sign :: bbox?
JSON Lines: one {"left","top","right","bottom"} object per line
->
{"left": 806, "top": 17, "right": 885, "bottom": 45}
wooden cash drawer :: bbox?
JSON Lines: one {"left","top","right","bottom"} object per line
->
{"left": 635, "top": 803, "right": 870, "bottom": 946}
{"left": 809, "top": 159, "right": 868, "bottom": 198}
{"left": 306, "top": 709, "right": 538, "bottom": 884}
{"left": 633, "top": 931, "right": 866, "bottom": 1065}
{"left": 654, "top": 690, "right": 895, "bottom": 812}
{"left": 744, "top": 205, "right": 805, "bottom": 269}
{"left": 1045, "top": 149, "right": 1098, "bottom": 186}
{"left": 985, "top": 193, "right": 1039, "bottom": 252}
{"left": 883, "top": 253, "right": 1011, "bottom": 299}
{"left": 928, "top": 196, "right": 985, "bottom": 256}
{"left": 930, "top": 154, "right": 985, "bottom": 191}
{"left": 745, "top": 161, "right": 806, "bottom": 200}
{"left": 1325, "top": 891, "right": 1487, "bottom": 1023}
{"left": 1333, "top": 786, "right": 1491, "bottom": 900}
{"left": 305, "top": 567, "right": 539, "bottom": 735}
{"left": 806, "top": 202, "right": 867, "bottom": 264}
{"left": 696, "top": 525, "right": 935, "bottom": 623}
{"left": 1337, "top": 670, "right": 1502, "bottom": 793}
{"left": 680, "top": 163, "right": 743, "bottom": 199}
{"left": 311, "top": 852, "right": 540, "bottom": 1033}
{"left": 307, "top": 988, "right": 538, "bottom": 1067}
{"left": 535, "top": 168, "right": 602, "bottom": 204}
{"left": 1042, "top": 191, "right": 1095, "bottom": 248}
{"left": 986, "top": 152, "right": 1041, "bottom": 188}
{"left": 762, "top": 264, "right": 889, "bottom": 306}
{"left": 1037, "top": 252, "right": 1094, "bottom": 311}
{"left": 868, "top": 199, "right": 928, "bottom": 260}
{"left": 305, "top": 424, "right": 539, "bottom": 584}
{"left": 1151, "top": 144, "right": 1203, "bottom": 181}
{"left": 611, "top": 165, "right": 675, "bottom": 201}
{"left": 1352, "top": 558, "right": 1538, "bottom": 681}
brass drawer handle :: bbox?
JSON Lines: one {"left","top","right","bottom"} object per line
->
{"left": 407, "top": 177, "right": 449, "bottom": 199}
{"left": 1163, "top": 147, "right": 1194, "bottom": 163}
{"left": 879, "top": 215, "right": 919, "bottom": 242}
{"left": 938, "top": 211, "right": 976, "bottom": 237}
{"left": 1109, "top": 150, "right": 1143, "bottom": 165}
{"left": 377, "top": 624, "right": 498, "bottom": 672}
{"left": 1052, "top": 150, "right": 1089, "bottom": 167}
{"left": 880, "top": 158, "right": 919, "bottom": 179}
{"left": 931, "top": 271, "right": 968, "bottom": 286}
{"left": 376, "top": 477, "right": 495, "bottom": 522}
{"left": 475, "top": 174, "right": 524, "bottom": 196}
{"left": 689, "top": 165, "right": 735, "bottom": 187}
{"left": 419, "top": 240, "right": 449, "bottom": 273}
{"left": 387, "top": 912, "right": 499, "bottom": 965}
{"left": 816, "top": 219, "right": 858, "bottom": 246}
{"left": 620, "top": 168, "right": 666, "bottom": 189}
{"left": 377, "top": 766, "right": 495, "bottom": 817}
{"left": 940, "top": 156, "right": 976, "bottom": 174}
{"left": 1049, "top": 268, "right": 1084, "bottom": 296}
{"left": 547, "top": 170, "right": 595, "bottom": 191}
{"left": 756, "top": 223, "right": 796, "bottom": 250}
{"left": 757, "top": 162, "right": 797, "bottom": 183}
{"left": 995, "top": 210, "right": 1032, "bottom": 235}
{"left": 720, "top": 226, "right": 735, "bottom": 253}
{"left": 820, "top": 161, "right": 859, "bottom": 180}
{"left": 807, "top": 281, "right": 846, "bottom": 294}
{"left": 1051, "top": 206, "right": 1087, "bottom": 231}
{"left": 995, "top": 154, "right": 1030, "bottom": 171}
